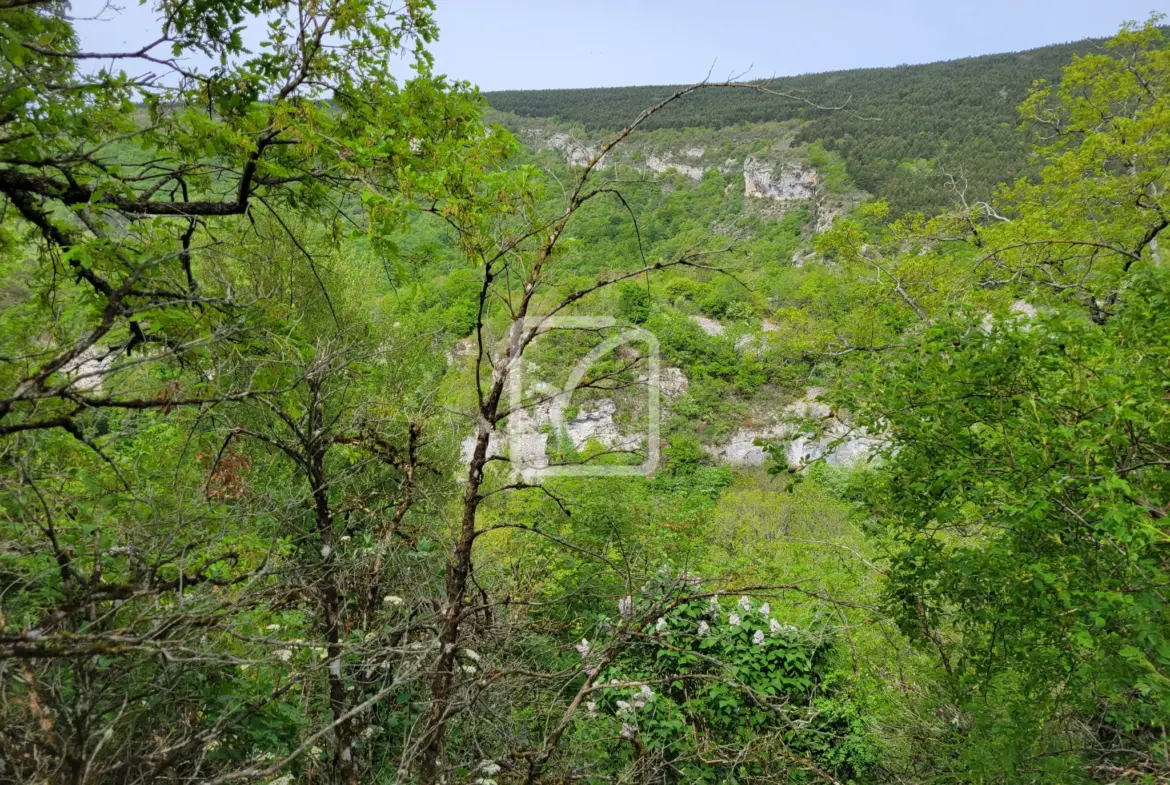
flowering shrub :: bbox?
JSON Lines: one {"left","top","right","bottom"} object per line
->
{"left": 577, "top": 578, "right": 875, "bottom": 782}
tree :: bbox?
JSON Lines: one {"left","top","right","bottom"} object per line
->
{"left": 0, "top": 1, "right": 508, "bottom": 782}
{"left": 821, "top": 17, "right": 1170, "bottom": 781}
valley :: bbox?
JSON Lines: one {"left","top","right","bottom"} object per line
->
{"left": 1, "top": 4, "right": 1168, "bottom": 785}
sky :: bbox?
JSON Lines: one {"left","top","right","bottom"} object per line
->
{"left": 75, "top": 0, "right": 1168, "bottom": 92}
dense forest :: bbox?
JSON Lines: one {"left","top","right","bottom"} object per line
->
{"left": 0, "top": 2, "right": 1168, "bottom": 785}
{"left": 487, "top": 34, "right": 1161, "bottom": 213}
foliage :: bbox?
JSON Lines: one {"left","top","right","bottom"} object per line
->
{"left": 3, "top": 3, "right": 1169, "bottom": 784}
{"left": 578, "top": 582, "right": 875, "bottom": 784}
{"left": 485, "top": 33, "right": 1170, "bottom": 214}
{"left": 811, "top": 16, "right": 1170, "bottom": 781}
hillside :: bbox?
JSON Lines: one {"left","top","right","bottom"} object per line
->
{"left": 4, "top": 5, "right": 1170, "bottom": 785}
{"left": 487, "top": 35, "right": 1136, "bottom": 213}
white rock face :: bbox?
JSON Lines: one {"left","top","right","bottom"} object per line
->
{"left": 62, "top": 346, "right": 115, "bottom": 392}
{"left": 564, "top": 399, "right": 640, "bottom": 452}
{"left": 459, "top": 385, "right": 877, "bottom": 474}
{"left": 524, "top": 130, "right": 711, "bottom": 181}
{"left": 812, "top": 201, "right": 845, "bottom": 234}
{"left": 706, "top": 388, "right": 880, "bottom": 470}
{"left": 644, "top": 155, "right": 705, "bottom": 181}
{"left": 542, "top": 132, "right": 602, "bottom": 168}
{"left": 445, "top": 335, "right": 479, "bottom": 365}
{"left": 460, "top": 394, "right": 643, "bottom": 476}
{"left": 689, "top": 315, "right": 725, "bottom": 336}
{"left": 743, "top": 157, "right": 820, "bottom": 200}
{"left": 659, "top": 366, "right": 688, "bottom": 397}
{"left": 459, "top": 430, "right": 506, "bottom": 466}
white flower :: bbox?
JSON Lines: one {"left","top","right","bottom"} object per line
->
{"left": 618, "top": 596, "right": 633, "bottom": 617}
{"left": 339, "top": 535, "right": 351, "bottom": 542}
{"left": 707, "top": 596, "right": 721, "bottom": 615}
{"left": 309, "top": 745, "right": 323, "bottom": 760}
{"left": 738, "top": 595, "right": 752, "bottom": 612}
{"left": 462, "top": 664, "right": 477, "bottom": 675}
{"left": 312, "top": 647, "right": 328, "bottom": 658}
{"left": 770, "top": 618, "right": 782, "bottom": 634}
{"left": 382, "top": 595, "right": 404, "bottom": 606}
{"left": 616, "top": 699, "right": 631, "bottom": 712}
{"left": 759, "top": 602, "right": 770, "bottom": 617}
{"left": 698, "top": 621, "right": 710, "bottom": 636}
{"left": 238, "top": 664, "right": 250, "bottom": 671}
{"left": 206, "top": 739, "right": 221, "bottom": 751}
{"left": 274, "top": 649, "right": 293, "bottom": 662}
{"left": 729, "top": 613, "right": 741, "bottom": 627}
{"left": 620, "top": 721, "right": 637, "bottom": 739}
{"left": 575, "top": 638, "right": 590, "bottom": 658}
{"left": 464, "top": 648, "right": 482, "bottom": 663}
{"left": 586, "top": 700, "right": 598, "bottom": 717}
{"left": 481, "top": 762, "right": 502, "bottom": 776}
{"left": 654, "top": 617, "right": 668, "bottom": 633}
{"left": 265, "top": 624, "right": 281, "bottom": 631}
{"left": 360, "top": 726, "right": 379, "bottom": 740}
{"left": 752, "top": 630, "right": 765, "bottom": 646}
{"left": 259, "top": 751, "right": 275, "bottom": 762}
{"left": 640, "top": 685, "right": 654, "bottom": 699}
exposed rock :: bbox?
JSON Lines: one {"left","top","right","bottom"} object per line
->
{"left": 445, "top": 335, "right": 479, "bottom": 365}
{"left": 791, "top": 249, "right": 819, "bottom": 267}
{"left": 711, "top": 423, "right": 788, "bottom": 466}
{"left": 530, "top": 131, "right": 603, "bottom": 168}
{"left": 523, "top": 129, "right": 715, "bottom": 181}
{"left": 706, "top": 388, "right": 880, "bottom": 470}
{"left": 564, "top": 399, "right": 640, "bottom": 452}
{"left": 659, "top": 366, "right": 688, "bottom": 397}
{"left": 689, "top": 315, "right": 725, "bottom": 336}
{"left": 743, "top": 157, "right": 819, "bottom": 201}
{"left": 461, "top": 394, "right": 642, "bottom": 477}
{"left": 645, "top": 155, "right": 705, "bottom": 181}
{"left": 811, "top": 199, "right": 845, "bottom": 234}
{"left": 62, "top": 346, "right": 115, "bottom": 392}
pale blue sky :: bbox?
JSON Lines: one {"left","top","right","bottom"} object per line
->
{"left": 75, "top": 0, "right": 1168, "bottom": 91}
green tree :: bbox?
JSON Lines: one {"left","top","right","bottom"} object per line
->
{"left": 617, "top": 281, "right": 652, "bottom": 323}
{"left": 823, "top": 17, "right": 1170, "bottom": 780}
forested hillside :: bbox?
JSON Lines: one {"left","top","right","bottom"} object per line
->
{"left": 1, "top": 3, "right": 1169, "bottom": 785}
{"left": 487, "top": 35, "right": 1157, "bottom": 213}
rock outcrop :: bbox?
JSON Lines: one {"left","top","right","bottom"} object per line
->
{"left": 743, "top": 157, "right": 820, "bottom": 200}
{"left": 689, "top": 315, "right": 725, "bottom": 336}
{"left": 706, "top": 388, "right": 880, "bottom": 470}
